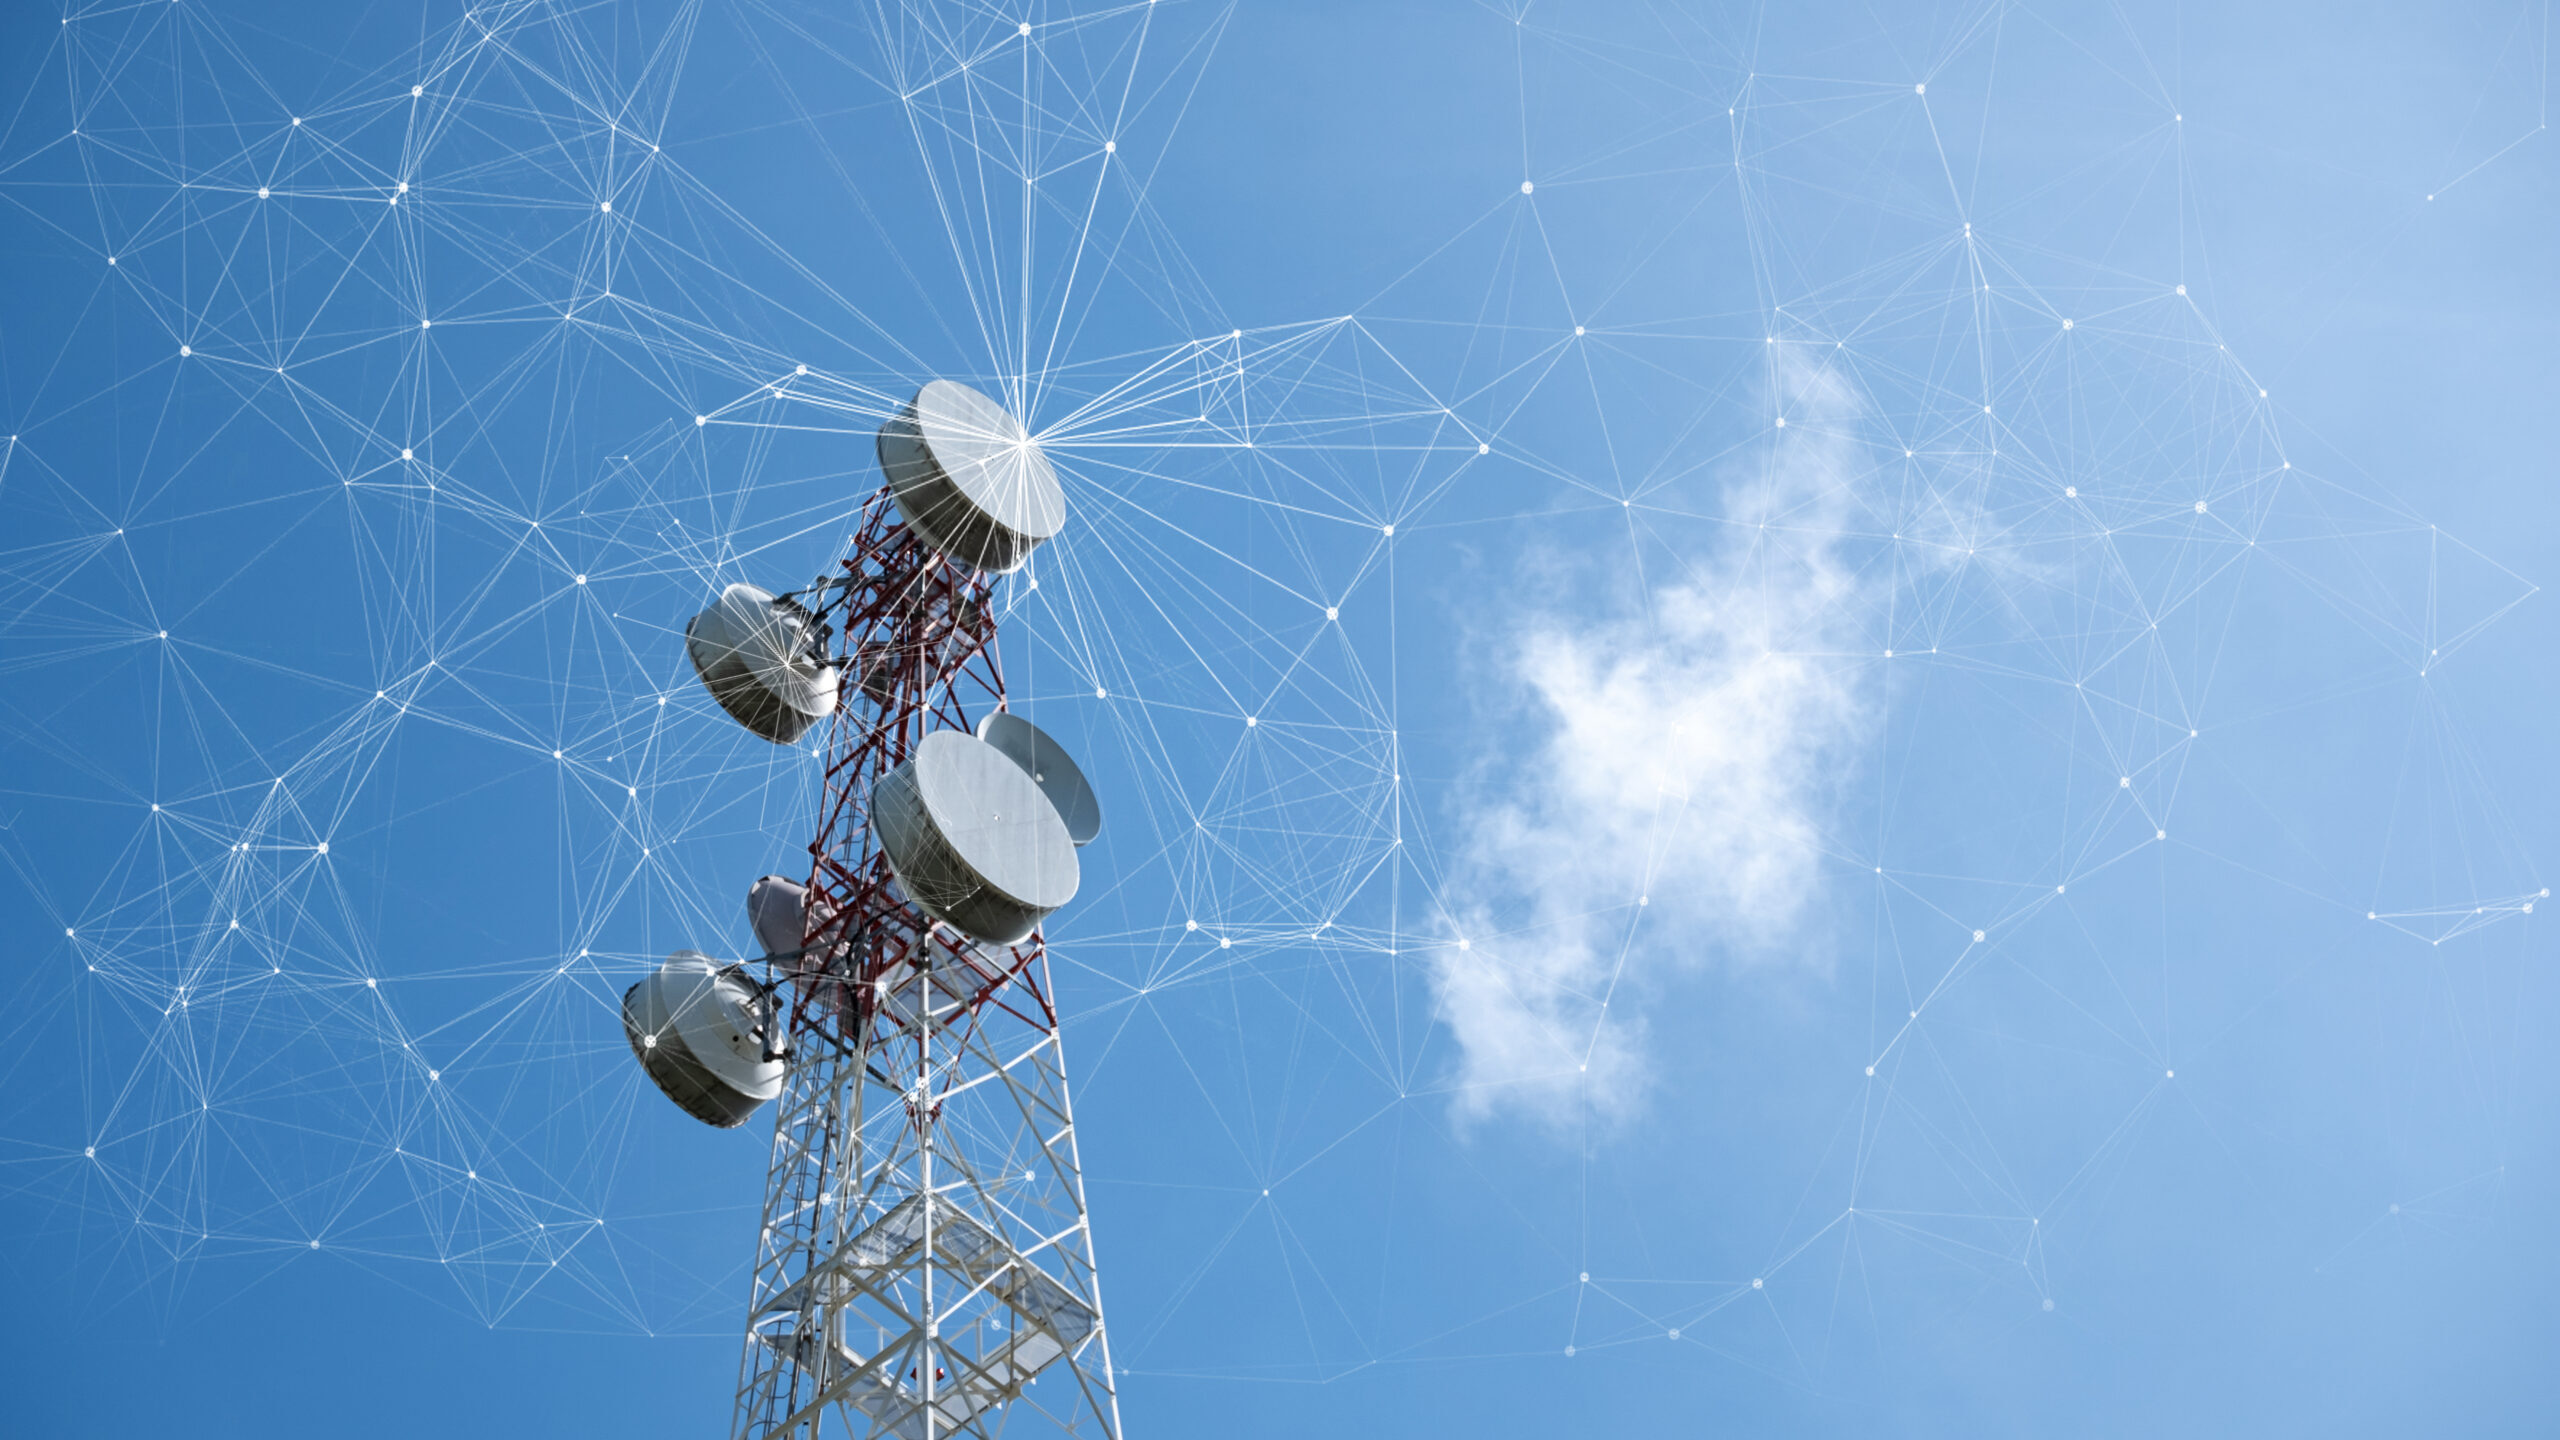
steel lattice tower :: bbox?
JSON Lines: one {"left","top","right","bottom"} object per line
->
{"left": 729, "top": 486, "right": 1120, "bottom": 1440}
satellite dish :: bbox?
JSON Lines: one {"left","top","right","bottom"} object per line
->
{"left": 976, "top": 711, "right": 1102, "bottom": 847}
{"left": 621, "top": 952, "right": 785, "bottom": 1128}
{"left": 872, "top": 730, "right": 1079, "bottom": 945}
{"left": 876, "top": 380, "right": 1065, "bottom": 574}
{"left": 686, "top": 582, "right": 839, "bottom": 745}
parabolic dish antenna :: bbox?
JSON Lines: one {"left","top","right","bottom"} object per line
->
{"left": 685, "top": 582, "right": 839, "bottom": 744}
{"left": 977, "top": 710, "right": 1103, "bottom": 847}
{"left": 873, "top": 729, "right": 1080, "bottom": 945}
{"left": 747, "top": 873, "right": 810, "bottom": 958}
{"left": 876, "top": 379, "right": 1065, "bottom": 574}
{"left": 621, "top": 952, "right": 786, "bottom": 1128}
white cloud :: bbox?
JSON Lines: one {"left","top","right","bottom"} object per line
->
{"left": 1432, "top": 356, "right": 1874, "bottom": 1125}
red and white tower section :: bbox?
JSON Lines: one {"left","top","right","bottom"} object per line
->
{"left": 623, "top": 380, "right": 1120, "bottom": 1440}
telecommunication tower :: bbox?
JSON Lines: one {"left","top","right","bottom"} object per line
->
{"left": 624, "top": 379, "right": 1120, "bottom": 1440}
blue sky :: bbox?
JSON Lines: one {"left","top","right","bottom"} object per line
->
{"left": 2, "top": 1, "right": 2557, "bottom": 1435}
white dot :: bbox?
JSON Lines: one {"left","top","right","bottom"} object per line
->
{"left": 1219, "top": 937, "right": 1232, "bottom": 949}
{"left": 1383, "top": 524, "right": 1394, "bottom": 536}
{"left": 2194, "top": 500, "right": 2207, "bottom": 513}
{"left": 108, "top": 257, "right": 116, "bottom": 266}
{"left": 421, "top": 318, "right": 431, "bottom": 329}
{"left": 1574, "top": 325, "right": 1586, "bottom": 336}
{"left": 2065, "top": 485, "right": 2077, "bottom": 497}
{"left": 2042, "top": 1299, "right": 2054, "bottom": 1312}
{"left": 2062, "top": 318, "right": 2074, "bottom": 330}
{"left": 2119, "top": 776, "right": 2130, "bottom": 788}
{"left": 1520, "top": 180, "right": 1534, "bottom": 194}
{"left": 258, "top": 187, "right": 269, "bottom": 199}
{"left": 575, "top": 574, "right": 587, "bottom": 585}
{"left": 159, "top": 631, "right": 168, "bottom": 639}
{"left": 2165, "top": 1069, "right": 2175, "bottom": 1078}
{"left": 412, "top": 85, "right": 423, "bottom": 97}
{"left": 2175, "top": 284, "right": 2187, "bottom": 296}
{"left": 695, "top": 415, "right": 706, "bottom": 427}
{"left": 1973, "top": 930, "right": 1985, "bottom": 942}
{"left": 179, "top": 345, "right": 191, "bottom": 357}
{"left": 317, "top": 842, "right": 328, "bottom": 855}
{"left": 2154, "top": 828, "right": 2166, "bottom": 840}
{"left": 1325, "top": 606, "right": 1338, "bottom": 620}
{"left": 1915, "top": 82, "right": 1926, "bottom": 94}
{"left": 600, "top": 200, "right": 611, "bottom": 213}
{"left": 1019, "top": 20, "right": 1031, "bottom": 34}
{"left": 1095, "top": 687, "right": 1107, "bottom": 698}
{"left": 1564, "top": 1345, "right": 1575, "bottom": 1356}
{"left": 1104, "top": 140, "right": 1116, "bottom": 154}
{"left": 1245, "top": 715, "right": 1258, "bottom": 727}
{"left": 397, "top": 181, "right": 409, "bottom": 194}
{"left": 364, "top": 976, "right": 375, "bottom": 988}
{"left": 429, "top": 1070, "right": 438, "bottom": 1081}
{"left": 1775, "top": 416, "right": 1787, "bottom": 428}
{"left": 84, "top": 1147, "right": 94, "bottom": 1158}
{"left": 1752, "top": 1278, "right": 1763, "bottom": 1289}
{"left": 1186, "top": 920, "right": 1198, "bottom": 931}
{"left": 1865, "top": 1066, "right": 1875, "bottom": 1076}
{"left": 1477, "top": 442, "right": 1490, "bottom": 455}
{"left": 401, "top": 448, "right": 413, "bottom": 460}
